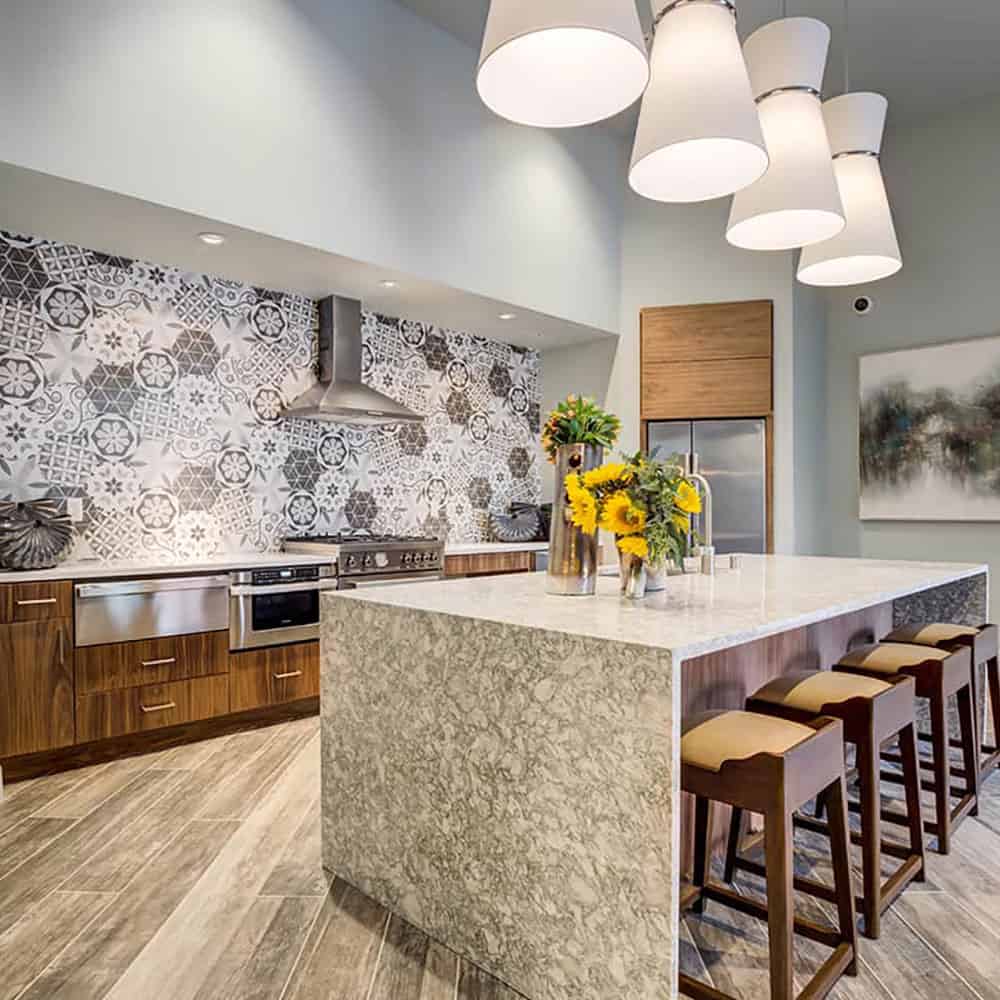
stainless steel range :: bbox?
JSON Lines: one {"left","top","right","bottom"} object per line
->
{"left": 283, "top": 532, "right": 445, "bottom": 588}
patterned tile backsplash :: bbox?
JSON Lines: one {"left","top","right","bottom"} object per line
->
{"left": 0, "top": 231, "right": 541, "bottom": 561}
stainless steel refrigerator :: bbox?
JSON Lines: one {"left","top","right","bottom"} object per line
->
{"left": 646, "top": 419, "right": 767, "bottom": 555}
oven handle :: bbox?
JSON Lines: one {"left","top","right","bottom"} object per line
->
{"left": 229, "top": 580, "right": 341, "bottom": 597}
{"left": 338, "top": 572, "right": 444, "bottom": 589}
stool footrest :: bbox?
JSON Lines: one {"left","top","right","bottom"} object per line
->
{"left": 731, "top": 856, "right": 840, "bottom": 906}
{"left": 882, "top": 748, "right": 969, "bottom": 782}
{"left": 878, "top": 768, "right": 969, "bottom": 801}
{"left": 792, "top": 813, "right": 916, "bottom": 861}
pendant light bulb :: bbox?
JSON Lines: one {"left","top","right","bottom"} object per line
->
{"left": 629, "top": 0, "right": 768, "bottom": 203}
{"left": 797, "top": 93, "right": 902, "bottom": 286}
{"left": 477, "top": 0, "right": 649, "bottom": 129}
{"left": 726, "top": 18, "right": 846, "bottom": 251}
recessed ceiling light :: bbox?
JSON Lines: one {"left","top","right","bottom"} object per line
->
{"left": 379, "top": 280, "right": 399, "bottom": 289}
{"left": 499, "top": 312, "right": 516, "bottom": 321}
{"left": 198, "top": 232, "right": 226, "bottom": 246}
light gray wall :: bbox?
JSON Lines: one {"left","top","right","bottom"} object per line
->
{"left": 0, "top": 0, "right": 625, "bottom": 334}
{"left": 825, "top": 93, "right": 1000, "bottom": 612}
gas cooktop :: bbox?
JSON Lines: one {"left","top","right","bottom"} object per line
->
{"left": 283, "top": 532, "right": 444, "bottom": 577}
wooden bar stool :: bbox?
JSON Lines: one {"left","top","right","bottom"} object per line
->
{"left": 680, "top": 710, "right": 858, "bottom": 1000}
{"left": 835, "top": 642, "right": 978, "bottom": 855}
{"left": 727, "top": 670, "right": 925, "bottom": 939}
{"left": 883, "top": 623, "right": 1000, "bottom": 782}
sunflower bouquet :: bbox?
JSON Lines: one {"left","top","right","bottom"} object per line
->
{"left": 564, "top": 452, "right": 702, "bottom": 568}
{"left": 542, "top": 395, "right": 621, "bottom": 464}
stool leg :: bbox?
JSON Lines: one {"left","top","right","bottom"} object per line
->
{"left": 825, "top": 773, "right": 860, "bottom": 977}
{"left": 930, "top": 691, "right": 952, "bottom": 854}
{"left": 764, "top": 806, "right": 795, "bottom": 1000}
{"left": 957, "top": 683, "right": 981, "bottom": 817}
{"left": 857, "top": 733, "right": 882, "bottom": 939}
{"left": 693, "top": 796, "right": 710, "bottom": 915}
{"left": 988, "top": 656, "right": 1000, "bottom": 764}
{"left": 724, "top": 806, "right": 743, "bottom": 885}
{"left": 899, "top": 722, "right": 927, "bottom": 883}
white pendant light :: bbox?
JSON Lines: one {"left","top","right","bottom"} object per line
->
{"left": 726, "top": 17, "right": 845, "bottom": 251}
{"left": 629, "top": 0, "right": 768, "bottom": 203}
{"left": 797, "top": 97, "right": 902, "bottom": 286}
{"left": 476, "top": 0, "right": 649, "bottom": 129}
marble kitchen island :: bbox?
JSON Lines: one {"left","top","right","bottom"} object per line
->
{"left": 319, "top": 556, "right": 988, "bottom": 1000}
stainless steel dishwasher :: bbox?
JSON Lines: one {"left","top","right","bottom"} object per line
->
{"left": 74, "top": 575, "right": 230, "bottom": 647}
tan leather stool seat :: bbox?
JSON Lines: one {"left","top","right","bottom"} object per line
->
{"left": 838, "top": 642, "right": 951, "bottom": 675}
{"left": 681, "top": 709, "right": 815, "bottom": 773}
{"left": 751, "top": 671, "right": 891, "bottom": 713}
{"left": 885, "top": 623, "right": 979, "bottom": 646}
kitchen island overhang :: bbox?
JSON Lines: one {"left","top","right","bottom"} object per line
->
{"left": 318, "top": 555, "right": 987, "bottom": 1000}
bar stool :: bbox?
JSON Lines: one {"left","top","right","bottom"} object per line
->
{"left": 727, "top": 671, "right": 925, "bottom": 939}
{"left": 882, "top": 623, "right": 1000, "bottom": 782}
{"left": 835, "top": 642, "right": 978, "bottom": 854}
{"left": 680, "top": 710, "right": 858, "bottom": 1000}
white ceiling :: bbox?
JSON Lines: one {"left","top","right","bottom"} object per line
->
{"left": 396, "top": 0, "right": 1000, "bottom": 131}
{"left": 0, "top": 162, "right": 613, "bottom": 352}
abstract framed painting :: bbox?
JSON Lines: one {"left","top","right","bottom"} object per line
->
{"left": 859, "top": 335, "right": 1000, "bottom": 520}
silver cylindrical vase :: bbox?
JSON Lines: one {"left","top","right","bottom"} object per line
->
{"left": 619, "top": 551, "right": 648, "bottom": 600}
{"left": 547, "top": 443, "right": 603, "bottom": 596}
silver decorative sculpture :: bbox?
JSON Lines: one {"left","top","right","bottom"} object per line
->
{"left": 0, "top": 500, "right": 74, "bottom": 571}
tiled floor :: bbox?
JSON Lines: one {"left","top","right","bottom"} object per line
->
{"left": 1, "top": 717, "right": 998, "bottom": 999}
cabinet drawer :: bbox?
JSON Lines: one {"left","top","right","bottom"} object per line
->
{"left": 444, "top": 550, "right": 534, "bottom": 577}
{"left": 76, "top": 674, "right": 230, "bottom": 742}
{"left": 230, "top": 642, "right": 319, "bottom": 713}
{"left": 0, "top": 581, "right": 73, "bottom": 623}
{"left": 75, "top": 630, "right": 229, "bottom": 695}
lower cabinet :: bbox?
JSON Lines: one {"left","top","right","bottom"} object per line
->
{"left": 76, "top": 674, "right": 231, "bottom": 743}
{"left": 443, "top": 550, "right": 536, "bottom": 578}
{"left": 230, "top": 642, "right": 320, "bottom": 713}
{"left": 0, "top": 618, "right": 75, "bottom": 757}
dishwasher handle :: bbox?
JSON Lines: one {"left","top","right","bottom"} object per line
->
{"left": 75, "top": 575, "right": 231, "bottom": 600}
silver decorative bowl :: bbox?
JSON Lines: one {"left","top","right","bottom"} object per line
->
{"left": 0, "top": 500, "right": 74, "bottom": 571}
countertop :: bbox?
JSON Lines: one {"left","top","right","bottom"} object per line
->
{"left": 443, "top": 541, "right": 548, "bottom": 557}
{"left": 327, "top": 554, "right": 988, "bottom": 662}
{"left": 0, "top": 551, "right": 337, "bottom": 583}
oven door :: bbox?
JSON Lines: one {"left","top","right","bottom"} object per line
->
{"left": 229, "top": 579, "right": 338, "bottom": 650}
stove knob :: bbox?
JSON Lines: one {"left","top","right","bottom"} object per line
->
{"left": 346, "top": 554, "right": 357, "bottom": 569}
{"left": 403, "top": 552, "right": 413, "bottom": 566}
{"left": 422, "top": 552, "right": 432, "bottom": 564}
{"left": 374, "top": 552, "right": 389, "bottom": 569}
{"left": 363, "top": 553, "right": 374, "bottom": 568}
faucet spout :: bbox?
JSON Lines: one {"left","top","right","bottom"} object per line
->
{"left": 684, "top": 454, "right": 714, "bottom": 574}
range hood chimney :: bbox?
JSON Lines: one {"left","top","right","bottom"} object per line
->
{"left": 282, "top": 296, "right": 423, "bottom": 426}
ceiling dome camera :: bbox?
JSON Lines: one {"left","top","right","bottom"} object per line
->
{"left": 853, "top": 296, "right": 874, "bottom": 316}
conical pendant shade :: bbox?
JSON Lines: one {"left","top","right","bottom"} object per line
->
{"left": 629, "top": 1, "right": 768, "bottom": 203}
{"left": 477, "top": 0, "right": 649, "bottom": 128}
{"left": 726, "top": 18, "right": 845, "bottom": 251}
{"left": 797, "top": 93, "right": 902, "bottom": 286}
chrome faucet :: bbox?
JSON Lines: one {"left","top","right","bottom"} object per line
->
{"left": 685, "top": 453, "right": 715, "bottom": 575}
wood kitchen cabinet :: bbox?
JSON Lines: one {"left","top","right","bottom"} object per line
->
{"left": 0, "top": 617, "right": 75, "bottom": 757}
{"left": 230, "top": 641, "right": 320, "bottom": 713}
{"left": 443, "top": 550, "right": 536, "bottom": 578}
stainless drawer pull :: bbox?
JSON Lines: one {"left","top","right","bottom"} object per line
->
{"left": 141, "top": 657, "right": 177, "bottom": 668}
{"left": 273, "top": 670, "right": 303, "bottom": 680}
{"left": 17, "top": 597, "right": 58, "bottom": 606}
{"left": 140, "top": 701, "right": 177, "bottom": 714}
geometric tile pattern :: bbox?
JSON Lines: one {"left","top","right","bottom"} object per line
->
{"left": 0, "top": 230, "right": 541, "bottom": 561}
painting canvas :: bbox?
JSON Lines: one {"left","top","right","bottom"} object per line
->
{"left": 859, "top": 335, "right": 1000, "bottom": 520}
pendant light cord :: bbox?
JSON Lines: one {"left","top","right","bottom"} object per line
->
{"left": 844, "top": 0, "right": 850, "bottom": 92}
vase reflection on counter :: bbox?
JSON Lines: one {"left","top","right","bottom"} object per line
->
{"left": 546, "top": 443, "right": 603, "bottom": 595}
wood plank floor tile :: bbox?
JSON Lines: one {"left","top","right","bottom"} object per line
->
{"left": 66, "top": 734, "right": 288, "bottom": 893}
{"left": 419, "top": 940, "right": 460, "bottom": 1000}
{"left": 196, "top": 717, "right": 318, "bottom": 821}
{"left": 190, "top": 895, "right": 322, "bottom": 1000}
{"left": 895, "top": 890, "right": 1000, "bottom": 1000}
{"left": 282, "top": 879, "right": 390, "bottom": 1000}
{"left": 0, "top": 890, "right": 114, "bottom": 1000}
{"left": 0, "top": 767, "right": 95, "bottom": 837}
{"left": 369, "top": 915, "right": 432, "bottom": 1000}
{"left": 258, "top": 795, "right": 330, "bottom": 898}
{"left": 0, "top": 816, "right": 74, "bottom": 880}
{"left": 34, "top": 755, "right": 158, "bottom": 820}
{"left": 0, "top": 770, "right": 181, "bottom": 937}
{"left": 151, "top": 733, "right": 234, "bottom": 771}
{"left": 20, "top": 819, "right": 241, "bottom": 1000}
{"left": 102, "top": 734, "right": 320, "bottom": 1000}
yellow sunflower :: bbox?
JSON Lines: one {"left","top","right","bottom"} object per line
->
{"left": 676, "top": 480, "right": 702, "bottom": 515}
{"left": 582, "top": 462, "right": 632, "bottom": 489}
{"left": 599, "top": 491, "right": 647, "bottom": 535}
{"left": 564, "top": 472, "right": 584, "bottom": 496}
{"left": 617, "top": 534, "right": 649, "bottom": 559}
{"left": 672, "top": 511, "right": 690, "bottom": 532}
{"left": 568, "top": 489, "right": 598, "bottom": 534}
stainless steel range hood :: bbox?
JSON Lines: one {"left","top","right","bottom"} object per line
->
{"left": 282, "top": 296, "right": 423, "bottom": 426}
